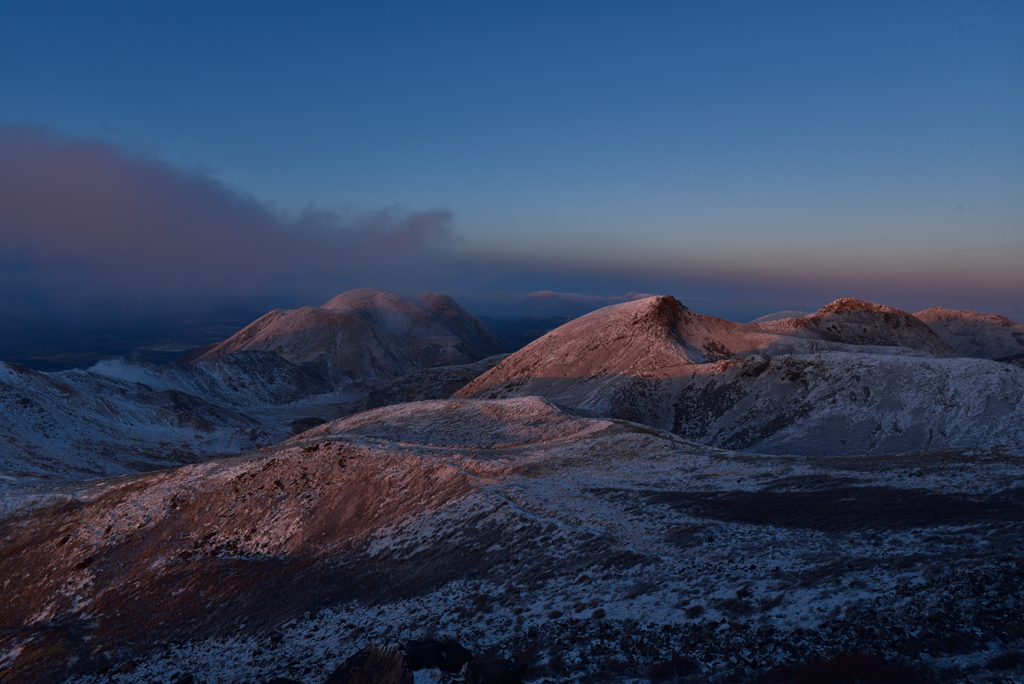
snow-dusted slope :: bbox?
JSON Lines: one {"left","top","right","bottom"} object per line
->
{"left": 188, "top": 289, "right": 505, "bottom": 384}
{"left": 4, "top": 399, "right": 1023, "bottom": 683}
{"left": 91, "top": 351, "right": 333, "bottom": 407}
{"left": 459, "top": 296, "right": 956, "bottom": 394}
{"left": 759, "top": 297, "right": 958, "bottom": 357}
{"left": 306, "top": 395, "right": 607, "bottom": 448}
{"left": 0, "top": 362, "right": 274, "bottom": 486}
{"left": 457, "top": 296, "right": 780, "bottom": 385}
{"left": 915, "top": 306, "right": 1024, "bottom": 363}
{"left": 577, "top": 352, "right": 1023, "bottom": 455}
{"left": 0, "top": 291, "right": 510, "bottom": 489}
{"left": 457, "top": 296, "right": 1021, "bottom": 456}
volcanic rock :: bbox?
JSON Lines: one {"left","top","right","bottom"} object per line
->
{"left": 3, "top": 398, "right": 1024, "bottom": 682}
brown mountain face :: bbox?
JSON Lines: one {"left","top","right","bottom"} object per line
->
{"left": 186, "top": 289, "right": 506, "bottom": 384}
{"left": 915, "top": 306, "right": 1024, "bottom": 364}
{"left": 0, "top": 398, "right": 615, "bottom": 682}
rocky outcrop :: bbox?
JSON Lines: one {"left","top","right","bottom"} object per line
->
{"left": 322, "top": 640, "right": 511, "bottom": 684}
{"left": 323, "top": 645, "right": 411, "bottom": 684}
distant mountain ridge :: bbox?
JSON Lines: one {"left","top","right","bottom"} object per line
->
{"left": 0, "top": 290, "right": 508, "bottom": 490}
{"left": 3, "top": 291, "right": 1022, "bottom": 490}
{"left": 186, "top": 289, "right": 506, "bottom": 383}
{"left": 477, "top": 315, "right": 573, "bottom": 351}
{"left": 915, "top": 306, "right": 1024, "bottom": 364}
{"left": 458, "top": 296, "right": 958, "bottom": 392}
{"left": 457, "top": 295, "right": 1024, "bottom": 456}
{"left": 756, "top": 297, "right": 958, "bottom": 356}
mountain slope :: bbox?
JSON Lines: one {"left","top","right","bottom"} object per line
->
{"left": 759, "top": 298, "right": 958, "bottom": 357}
{"left": 458, "top": 296, "right": 778, "bottom": 386}
{"left": 3, "top": 399, "right": 1022, "bottom": 683}
{"left": 188, "top": 289, "right": 505, "bottom": 384}
{"left": 0, "top": 362, "right": 274, "bottom": 488}
{"left": 915, "top": 306, "right": 1024, "bottom": 364}
{"left": 456, "top": 296, "right": 1021, "bottom": 456}
{"left": 0, "top": 291, "right": 507, "bottom": 490}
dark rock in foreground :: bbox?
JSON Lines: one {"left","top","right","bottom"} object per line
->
{"left": 324, "top": 645, "right": 411, "bottom": 684}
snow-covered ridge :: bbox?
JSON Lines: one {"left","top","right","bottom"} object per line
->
{"left": 0, "top": 291, "right": 512, "bottom": 491}
{"left": 915, "top": 305, "right": 1024, "bottom": 362}
{"left": 301, "top": 396, "right": 612, "bottom": 448}
{"left": 458, "top": 296, "right": 1023, "bottom": 456}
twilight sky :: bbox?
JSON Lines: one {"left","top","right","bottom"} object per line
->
{"left": 1, "top": 1, "right": 1021, "bottom": 321}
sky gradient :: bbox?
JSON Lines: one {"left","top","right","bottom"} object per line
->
{"left": 1, "top": 1, "right": 1021, "bottom": 321}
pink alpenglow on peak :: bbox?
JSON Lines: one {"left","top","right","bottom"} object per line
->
{"left": 188, "top": 289, "right": 505, "bottom": 384}
{"left": 457, "top": 295, "right": 1023, "bottom": 457}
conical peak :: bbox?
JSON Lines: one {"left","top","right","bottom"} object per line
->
{"left": 653, "top": 294, "right": 687, "bottom": 318}
{"left": 624, "top": 295, "right": 690, "bottom": 330}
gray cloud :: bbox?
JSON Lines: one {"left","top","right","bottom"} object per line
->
{"left": 2, "top": 125, "right": 1019, "bottom": 324}
{"left": 0, "top": 125, "right": 456, "bottom": 315}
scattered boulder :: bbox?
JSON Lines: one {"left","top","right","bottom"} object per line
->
{"left": 323, "top": 644, "right": 412, "bottom": 684}
{"left": 647, "top": 654, "right": 698, "bottom": 680}
{"left": 464, "top": 655, "right": 527, "bottom": 684}
{"left": 753, "top": 652, "right": 923, "bottom": 683}
{"left": 405, "top": 638, "right": 473, "bottom": 673}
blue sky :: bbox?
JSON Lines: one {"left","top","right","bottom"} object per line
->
{"left": 1, "top": 1, "right": 1021, "bottom": 319}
